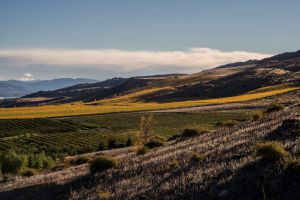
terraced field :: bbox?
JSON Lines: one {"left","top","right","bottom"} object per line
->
{"left": 0, "top": 112, "right": 254, "bottom": 156}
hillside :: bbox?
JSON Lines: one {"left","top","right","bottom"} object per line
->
{"left": 0, "top": 83, "right": 29, "bottom": 97}
{"left": 1, "top": 99, "right": 299, "bottom": 200}
{"left": 0, "top": 78, "right": 98, "bottom": 98}
{"left": 1, "top": 50, "right": 299, "bottom": 107}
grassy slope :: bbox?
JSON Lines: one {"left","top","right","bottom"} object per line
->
{"left": 0, "top": 86, "right": 298, "bottom": 119}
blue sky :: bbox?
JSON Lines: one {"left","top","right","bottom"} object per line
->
{"left": 0, "top": 0, "right": 299, "bottom": 80}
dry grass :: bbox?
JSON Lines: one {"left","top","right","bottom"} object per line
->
{"left": 0, "top": 86, "right": 299, "bottom": 119}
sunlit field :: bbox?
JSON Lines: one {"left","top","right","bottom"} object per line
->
{"left": 0, "top": 86, "right": 299, "bottom": 119}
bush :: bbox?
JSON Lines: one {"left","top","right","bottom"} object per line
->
{"left": 252, "top": 112, "right": 263, "bottom": 121}
{"left": 144, "top": 138, "right": 164, "bottom": 149}
{"left": 98, "top": 142, "right": 107, "bottom": 151}
{"left": 21, "top": 169, "right": 36, "bottom": 177}
{"left": 89, "top": 156, "right": 117, "bottom": 174}
{"left": 221, "top": 120, "right": 239, "bottom": 127}
{"left": 264, "top": 103, "right": 284, "bottom": 114}
{"left": 125, "top": 137, "right": 134, "bottom": 147}
{"left": 190, "top": 152, "right": 204, "bottom": 163}
{"left": 1, "top": 152, "right": 28, "bottom": 175}
{"left": 108, "top": 139, "right": 117, "bottom": 149}
{"left": 182, "top": 129, "right": 200, "bottom": 137}
{"left": 287, "top": 159, "right": 300, "bottom": 173}
{"left": 71, "top": 156, "right": 90, "bottom": 165}
{"left": 255, "top": 142, "right": 289, "bottom": 161}
{"left": 28, "top": 153, "right": 54, "bottom": 169}
{"left": 137, "top": 147, "right": 149, "bottom": 155}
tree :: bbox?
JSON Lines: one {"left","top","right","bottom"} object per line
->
{"left": 139, "top": 115, "right": 156, "bottom": 143}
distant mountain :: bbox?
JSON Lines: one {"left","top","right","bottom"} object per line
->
{"left": 0, "top": 78, "right": 98, "bottom": 97}
{"left": 0, "top": 83, "right": 29, "bottom": 98}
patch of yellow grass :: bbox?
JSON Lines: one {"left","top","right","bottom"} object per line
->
{"left": 0, "top": 86, "right": 299, "bottom": 119}
{"left": 93, "top": 87, "right": 176, "bottom": 104}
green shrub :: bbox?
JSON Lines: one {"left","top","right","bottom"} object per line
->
{"left": 287, "top": 159, "right": 300, "bottom": 173}
{"left": 89, "top": 156, "right": 117, "bottom": 174}
{"left": 21, "top": 169, "right": 36, "bottom": 177}
{"left": 71, "top": 156, "right": 90, "bottom": 165}
{"left": 190, "top": 152, "right": 204, "bottom": 163}
{"left": 264, "top": 103, "right": 284, "bottom": 114}
{"left": 137, "top": 147, "right": 149, "bottom": 155}
{"left": 255, "top": 142, "right": 289, "bottom": 161}
{"left": 1, "top": 152, "right": 28, "bottom": 175}
{"left": 28, "top": 153, "right": 54, "bottom": 169}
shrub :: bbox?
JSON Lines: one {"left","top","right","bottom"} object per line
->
{"left": 89, "top": 156, "right": 117, "bottom": 174}
{"left": 28, "top": 153, "right": 54, "bottom": 169}
{"left": 144, "top": 138, "right": 164, "bottom": 149}
{"left": 190, "top": 152, "right": 204, "bottom": 163}
{"left": 1, "top": 152, "right": 28, "bottom": 175}
{"left": 287, "top": 159, "right": 300, "bottom": 173}
{"left": 137, "top": 147, "right": 149, "bottom": 155}
{"left": 71, "top": 156, "right": 90, "bottom": 165}
{"left": 252, "top": 111, "right": 263, "bottom": 121}
{"left": 98, "top": 142, "right": 107, "bottom": 151}
{"left": 108, "top": 139, "right": 117, "bottom": 149}
{"left": 182, "top": 129, "right": 200, "bottom": 137}
{"left": 264, "top": 103, "right": 284, "bottom": 114}
{"left": 255, "top": 142, "right": 289, "bottom": 161}
{"left": 21, "top": 169, "right": 36, "bottom": 177}
{"left": 98, "top": 191, "right": 110, "bottom": 200}
{"left": 125, "top": 137, "right": 134, "bottom": 147}
{"left": 221, "top": 120, "right": 239, "bottom": 127}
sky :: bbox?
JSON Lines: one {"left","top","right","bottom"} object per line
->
{"left": 0, "top": 0, "right": 299, "bottom": 81}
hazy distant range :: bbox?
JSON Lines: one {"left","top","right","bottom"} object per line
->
{"left": 0, "top": 78, "right": 98, "bottom": 98}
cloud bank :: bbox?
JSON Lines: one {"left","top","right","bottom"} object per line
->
{"left": 0, "top": 48, "right": 272, "bottom": 80}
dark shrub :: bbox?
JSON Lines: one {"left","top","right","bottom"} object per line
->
{"left": 98, "top": 142, "right": 107, "bottom": 151}
{"left": 264, "top": 103, "right": 284, "bottom": 114}
{"left": 255, "top": 142, "right": 289, "bottom": 161}
{"left": 182, "top": 129, "right": 200, "bottom": 137}
{"left": 190, "top": 152, "right": 204, "bottom": 163}
{"left": 21, "top": 169, "right": 36, "bottom": 177}
{"left": 252, "top": 112, "right": 263, "bottom": 121}
{"left": 137, "top": 147, "right": 149, "bottom": 155}
{"left": 287, "top": 159, "right": 300, "bottom": 173}
{"left": 89, "top": 156, "right": 117, "bottom": 174}
{"left": 144, "top": 137, "right": 164, "bottom": 149}
{"left": 1, "top": 152, "right": 28, "bottom": 175}
{"left": 125, "top": 137, "right": 134, "bottom": 147}
{"left": 108, "top": 139, "right": 117, "bottom": 149}
{"left": 71, "top": 156, "right": 90, "bottom": 165}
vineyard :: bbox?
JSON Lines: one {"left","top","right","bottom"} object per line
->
{"left": 0, "top": 112, "right": 254, "bottom": 156}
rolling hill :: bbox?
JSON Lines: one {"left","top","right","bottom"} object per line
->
{"left": 1, "top": 50, "right": 299, "bottom": 108}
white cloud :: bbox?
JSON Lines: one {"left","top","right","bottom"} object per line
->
{"left": 20, "top": 73, "right": 34, "bottom": 81}
{"left": 0, "top": 48, "right": 272, "bottom": 73}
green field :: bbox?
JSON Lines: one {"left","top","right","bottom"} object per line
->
{"left": 0, "top": 111, "right": 254, "bottom": 156}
